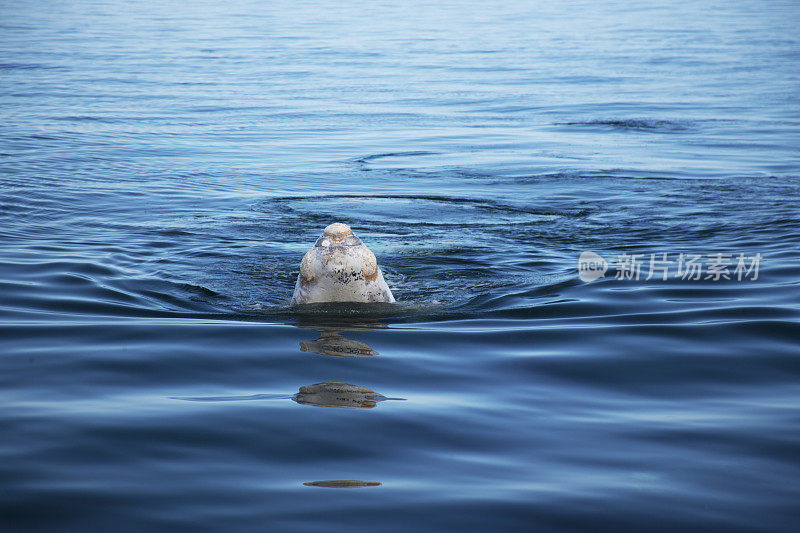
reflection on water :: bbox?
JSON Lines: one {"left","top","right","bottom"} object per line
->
{"left": 303, "top": 480, "right": 382, "bottom": 488}
{"left": 293, "top": 321, "right": 397, "bottom": 489}
{"left": 293, "top": 382, "right": 388, "bottom": 409}
{"left": 299, "top": 329, "right": 379, "bottom": 358}
{"left": 172, "top": 382, "right": 397, "bottom": 409}
{"left": 296, "top": 319, "right": 385, "bottom": 357}
{"left": 175, "top": 324, "right": 394, "bottom": 411}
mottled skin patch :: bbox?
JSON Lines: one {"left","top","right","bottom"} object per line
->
{"left": 291, "top": 223, "right": 395, "bottom": 305}
{"left": 361, "top": 257, "right": 379, "bottom": 281}
{"left": 298, "top": 253, "right": 315, "bottom": 285}
{"left": 322, "top": 222, "right": 352, "bottom": 242}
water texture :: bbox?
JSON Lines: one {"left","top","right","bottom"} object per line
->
{"left": 1, "top": 0, "right": 799, "bottom": 531}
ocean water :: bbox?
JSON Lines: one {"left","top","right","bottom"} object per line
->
{"left": 1, "top": 0, "right": 799, "bottom": 531}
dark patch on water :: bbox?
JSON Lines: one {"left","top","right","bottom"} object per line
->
{"left": 303, "top": 480, "right": 382, "bottom": 488}
{"left": 555, "top": 119, "right": 693, "bottom": 131}
{"left": 354, "top": 151, "right": 441, "bottom": 163}
{"left": 0, "top": 62, "right": 62, "bottom": 70}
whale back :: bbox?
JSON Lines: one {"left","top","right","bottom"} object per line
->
{"left": 291, "top": 223, "right": 395, "bottom": 305}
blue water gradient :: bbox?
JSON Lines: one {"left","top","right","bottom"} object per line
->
{"left": 1, "top": 0, "right": 799, "bottom": 531}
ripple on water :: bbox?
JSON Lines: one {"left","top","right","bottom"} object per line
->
{"left": 1, "top": 0, "right": 799, "bottom": 528}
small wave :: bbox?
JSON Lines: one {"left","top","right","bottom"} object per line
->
{"left": 355, "top": 151, "right": 440, "bottom": 163}
{"left": 0, "top": 62, "right": 61, "bottom": 70}
{"left": 555, "top": 119, "right": 691, "bottom": 132}
{"left": 259, "top": 194, "right": 584, "bottom": 224}
{"left": 0, "top": 258, "right": 228, "bottom": 319}
{"left": 172, "top": 393, "right": 292, "bottom": 402}
{"left": 52, "top": 115, "right": 116, "bottom": 123}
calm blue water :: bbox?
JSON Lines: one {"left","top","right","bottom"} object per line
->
{"left": 2, "top": 0, "right": 799, "bottom": 531}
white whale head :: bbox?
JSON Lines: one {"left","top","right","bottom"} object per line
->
{"left": 291, "top": 223, "right": 395, "bottom": 305}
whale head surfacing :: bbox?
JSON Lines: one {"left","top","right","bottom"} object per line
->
{"left": 291, "top": 223, "right": 395, "bottom": 305}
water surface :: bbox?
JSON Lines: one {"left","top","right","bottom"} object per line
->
{"left": 1, "top": 0, "right": 799, "bottom": 531}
